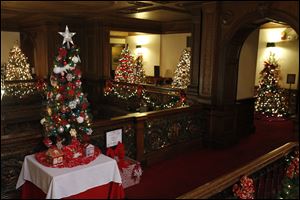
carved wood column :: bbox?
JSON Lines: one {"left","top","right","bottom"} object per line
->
{"left": 187, "top": 8, "right": 201, "bottom": 98}
{"left": 187, "top": 2, "right": 219, "bottom": 105}
{"left": 85, "top": 20, "right": 101, "bottom": 81}
{"left": 199, "top": 3, "right": 219, "bottom": 99}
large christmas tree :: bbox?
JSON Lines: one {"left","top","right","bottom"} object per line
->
{"left": 171, "top": 48, "right": 191, "bottom": 89}
{"left": 114, "top": 46, "right": 135, "bottom": 83}
{"left": 40, "top": 26, "right": 93, "bottom": 147}
{"left": 255, "top": 52, "right": 288, "bottom": 117}
{"left": 4, "top": 43, "right": 33, "bottom": 81}
{"left": 2, "top": 43, "right": 36, "bottom": 98}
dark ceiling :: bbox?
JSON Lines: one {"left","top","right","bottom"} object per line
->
{"left": 1, "top": 1, "right": 202, "bottom": 27}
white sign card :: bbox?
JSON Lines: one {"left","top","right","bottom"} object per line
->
{"left": 106, "top": 129, "right": 122, "bottom": 148}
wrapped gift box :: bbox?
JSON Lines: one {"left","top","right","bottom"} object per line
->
{"left": 45, "top": 148, "right": 64, "bottom": 166}
{"left": 120, "top": 157, "right": 142, "bottom": 189}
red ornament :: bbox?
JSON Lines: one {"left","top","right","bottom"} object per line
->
{"left": 59, "top": 86, "right": 65, "bottom": 93}
{"left": 75, "top": 69, "right": 81, "bottom": 76}
{"left": 43, "top": 137, "right": 53, "bottom": 148}
{"left": 67, "top": 82, "right": 75, "bottom": 89}
{"left": 82, "top": 103, "right": 88, "bottom": 110}
{"left": 59, "top": 48, "right": 67, "bottom": 57}
{"left": 47, "top": 92, "right": 53, "bottom": 99}
{"left": 68, "top": 89, "right": 75, "bottom": 97}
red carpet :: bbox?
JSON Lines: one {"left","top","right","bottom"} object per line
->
{"left": 124, "top": 118, "right": 298, "bottom": 199}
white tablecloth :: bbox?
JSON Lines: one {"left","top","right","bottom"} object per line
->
{"left": 16, "top": 153, "right": 122, "bottom": 199}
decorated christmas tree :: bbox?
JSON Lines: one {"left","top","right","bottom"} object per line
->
{"left": 4, "top": 42, "right": 33, "bottom": 81}
{"left": 134, "top": 55, "right": 146, "bottom": 84}
{"left": 114, "top": 46, "right": 135, "bottom": 83}
{"left": 2, "top": 42, "right": 37, "bottom": 98}
{"left": 40, "top": 26, "right": 93, "bottom": 148}
{"left": 255, "top": 52, "right": 288, "bottom": 117}
{"left": 171, "top": 48, "right": 191, "bottom": 89}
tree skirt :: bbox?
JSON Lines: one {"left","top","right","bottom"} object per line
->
{"left": 35, "top": 146, "right": 101, "bottom": 168}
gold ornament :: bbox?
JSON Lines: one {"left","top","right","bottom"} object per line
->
{"left": 70, "top": 128, "right": 77, "bottom": 137}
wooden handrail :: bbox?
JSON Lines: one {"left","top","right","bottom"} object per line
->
{"left": 177, "top": 142, "right": 299, "bottom": 199}
{"left": 106, "top": 80, "right": 183, "bottom": 95}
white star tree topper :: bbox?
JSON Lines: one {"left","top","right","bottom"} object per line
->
{"left": 58, "top": 25, "right": 76, "bottom": 49}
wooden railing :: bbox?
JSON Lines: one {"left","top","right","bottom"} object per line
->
{"left": 177, "top": 142, "right": 299, "bottom": 199}
{"left": 102, "top": 80, "right": 186, "bottom": 114}
{"left": 91, "top": 104, "right": 208, "bottom": 165}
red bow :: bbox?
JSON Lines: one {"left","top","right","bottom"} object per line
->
{"left": 106, "top": 142, "right": 128, "bottom": 169}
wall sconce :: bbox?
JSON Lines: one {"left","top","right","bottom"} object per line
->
{"left": 266, "top": 42, "right": 275, "bottom": 48}
{"left": 136, "top": 45, "right": 143, "bottom": 55}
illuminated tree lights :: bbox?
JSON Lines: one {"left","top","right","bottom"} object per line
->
{"left": 255, "top": 52, "right": 288, "bottom": 117}
{"left": 2, "top": 44, "right": 37, "bottom": 98}
{"left": 114, "top": 47, "right": 135, "bottom": 83}
{"left": 172, "top": 48, "right": 191, "bottom": 90}
{"left": 5, "top": 44, "right": 33, "bottom": 81}
{"left": 104, "top": 81, "right": 187, "bottom": 111}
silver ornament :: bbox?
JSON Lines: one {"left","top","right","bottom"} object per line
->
{"left": 72, "top": 56, "right": 79, "bottom": 63}
{"left": 69, "top": 101, "right": 77, "bottom": 109}
{"left": 77, "top": 116, "right": 84, "bottom": 123}
{"left": 66, "top": 73, "right": 73, "bottom": 81}
{"left": 58, "top": 126, "right": 64, "bottom": 133}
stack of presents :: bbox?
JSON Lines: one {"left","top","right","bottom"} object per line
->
{"left": 106, "top": 141, "right": 143, "bottom": 189}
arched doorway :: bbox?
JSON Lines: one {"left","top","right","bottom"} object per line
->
{"left": 238, "top": 22, "right": 298, "bottom": 116}
{"left": 222, "top": 10, "right": 299, "bottom": 138}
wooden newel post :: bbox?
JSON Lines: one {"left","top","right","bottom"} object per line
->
{"left": 135, "top": 116, "right": 146, "bottom": 163}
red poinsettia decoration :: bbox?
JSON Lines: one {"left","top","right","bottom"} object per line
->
{"left": 232, "top": 175, "right": 255, "bottom": 199}
{"left": 286, "top": 151, "right": 299, "bottom": 179}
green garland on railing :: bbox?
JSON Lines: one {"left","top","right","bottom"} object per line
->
{"left": 277, "top": 150, "right": 299, "bottom": 199}
{"left": 103, "top": 80, "right": 187, "bottom": 110}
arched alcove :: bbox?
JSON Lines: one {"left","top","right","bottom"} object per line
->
{"left": 219, "top": 9, "right": 299, "bottom": 141}
{"left": 222, "top": 10, "right": 299, "bottom": 105}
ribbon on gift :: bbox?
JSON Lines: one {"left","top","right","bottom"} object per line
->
{"left": 132, "top": 163, "right": 143, "bottom": 181}
{"left": 106, "top": 142, "right": 129, "bottom": 169}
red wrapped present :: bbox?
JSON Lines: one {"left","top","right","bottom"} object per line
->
{"left": 120, "top": 157, "right": 142, "bottom": 189}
